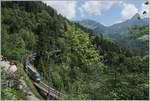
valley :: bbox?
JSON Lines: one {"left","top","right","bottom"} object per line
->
{"left": 1, "top": 1, "right": 149, "bottom": 100}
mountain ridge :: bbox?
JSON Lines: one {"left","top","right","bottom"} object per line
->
{"left": 78, "top": 13, "right": 149, "bottom": 35}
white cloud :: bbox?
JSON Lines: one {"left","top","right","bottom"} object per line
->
{"left": 121, "top": 3, "right": 138, "bottom": 19}
{"left": 79, "top": 1, "right": 118, "bottom": 17}
{"left": 139, "top": 3, "right": 149, "bottom": 18}
{"left": 43, "top": 1, "right": 77, "bottom": 19}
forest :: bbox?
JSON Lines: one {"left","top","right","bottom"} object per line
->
{"left": 1, "top": 1, "right": 149, "bottom": 100}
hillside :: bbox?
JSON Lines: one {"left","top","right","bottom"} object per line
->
{"left": 1, "top": 1, "right": 149, "bottom": 100}
{"left": 1, "top": 1, "right": 104, "bottom": 99}
{"left": 110, "top": 25, "right": 149, "bottom": 56}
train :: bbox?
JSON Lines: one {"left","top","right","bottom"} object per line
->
{"left": 25, "top": 63, "right": 41, "bottom": 83}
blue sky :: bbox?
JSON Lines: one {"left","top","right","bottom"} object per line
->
{"left": 43, "top": 0, "right": 149, "bottom": 26}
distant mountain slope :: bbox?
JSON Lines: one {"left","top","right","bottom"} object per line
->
{"left": 78, "top": 19, "right": 106, "bottom": 33}
{"left": 78, "top": 13, "right": 149, "bottom": 35}
{"left": 110, "top": 25, "right": 149, "bottom": 56}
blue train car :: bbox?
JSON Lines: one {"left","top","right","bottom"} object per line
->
{"left": 26, "top": 64, "right": 41, "bottom": 82}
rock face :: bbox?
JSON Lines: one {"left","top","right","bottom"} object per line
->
{"left": 9, "top": 65, "right": 18, "bottom": 73}
{"left": 0, "top": 61, "right": 18, "bottom": 73}
{"left": 1, "top": 60, "right": 39, "bottom": 100}
{"left": 78, "top": 13, "right": 149, "bottom": 35}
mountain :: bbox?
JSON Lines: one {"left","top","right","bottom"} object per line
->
{"left": 78, "top": 13, "right": 149, "bottom": 35}
{"left": 1, "top": 1, "right": 149, "bottom": 100}
{"left": 78, "top": 19, "right": 106, "bottom": 33}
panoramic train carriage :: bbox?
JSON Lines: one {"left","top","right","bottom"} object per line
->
{"left": 27, "top": 64, "right": 41, "bottom": 82}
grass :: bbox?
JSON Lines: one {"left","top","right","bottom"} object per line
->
{"left": 17, "top": 63, "right": 44, "bottom": 100}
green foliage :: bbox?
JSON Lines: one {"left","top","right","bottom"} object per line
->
{"left": 19, "top": 29, "right": 37, "bottom": 50}
{"left": 1, "top": 1, "right": 149, "bottom": 100}
{"left": 1, "top": 87, "right": 27, "bottom": 100}
{"left": 129, "top": 25, "right": 149, "bottom": 39}
{"left": 111, "top": 26, "right": 149, "bottom": 56}
{"left": 88, "top": 25, "right": 149, "bottom": 100}
{"left": 1, "top": 65, "right": 27, "bottom": 100}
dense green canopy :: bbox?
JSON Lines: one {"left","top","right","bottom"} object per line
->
{"left": 1, "top": 1, "right": 149, "bottom": 100}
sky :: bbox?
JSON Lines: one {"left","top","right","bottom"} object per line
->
{"left": 43, "top": 0, "right": 149, "bottom": 26}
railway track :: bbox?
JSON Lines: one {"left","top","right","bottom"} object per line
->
{"left": 33, "top": 81, "right": 63, "bottom": 99}
{"left": 24, "top": 54, "right": 64, "bottom": 99}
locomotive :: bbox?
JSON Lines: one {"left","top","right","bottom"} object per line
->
{"left": 25, "top": 64, "right": 41, "bottom": 82}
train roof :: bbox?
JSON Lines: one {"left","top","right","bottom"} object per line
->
{"left": 28, "top": 64, "right": 37, "bottom": 72}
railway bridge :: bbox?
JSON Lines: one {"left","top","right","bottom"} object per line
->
{"left": 33, "top": 81, "right": 63, "bottom": 99}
